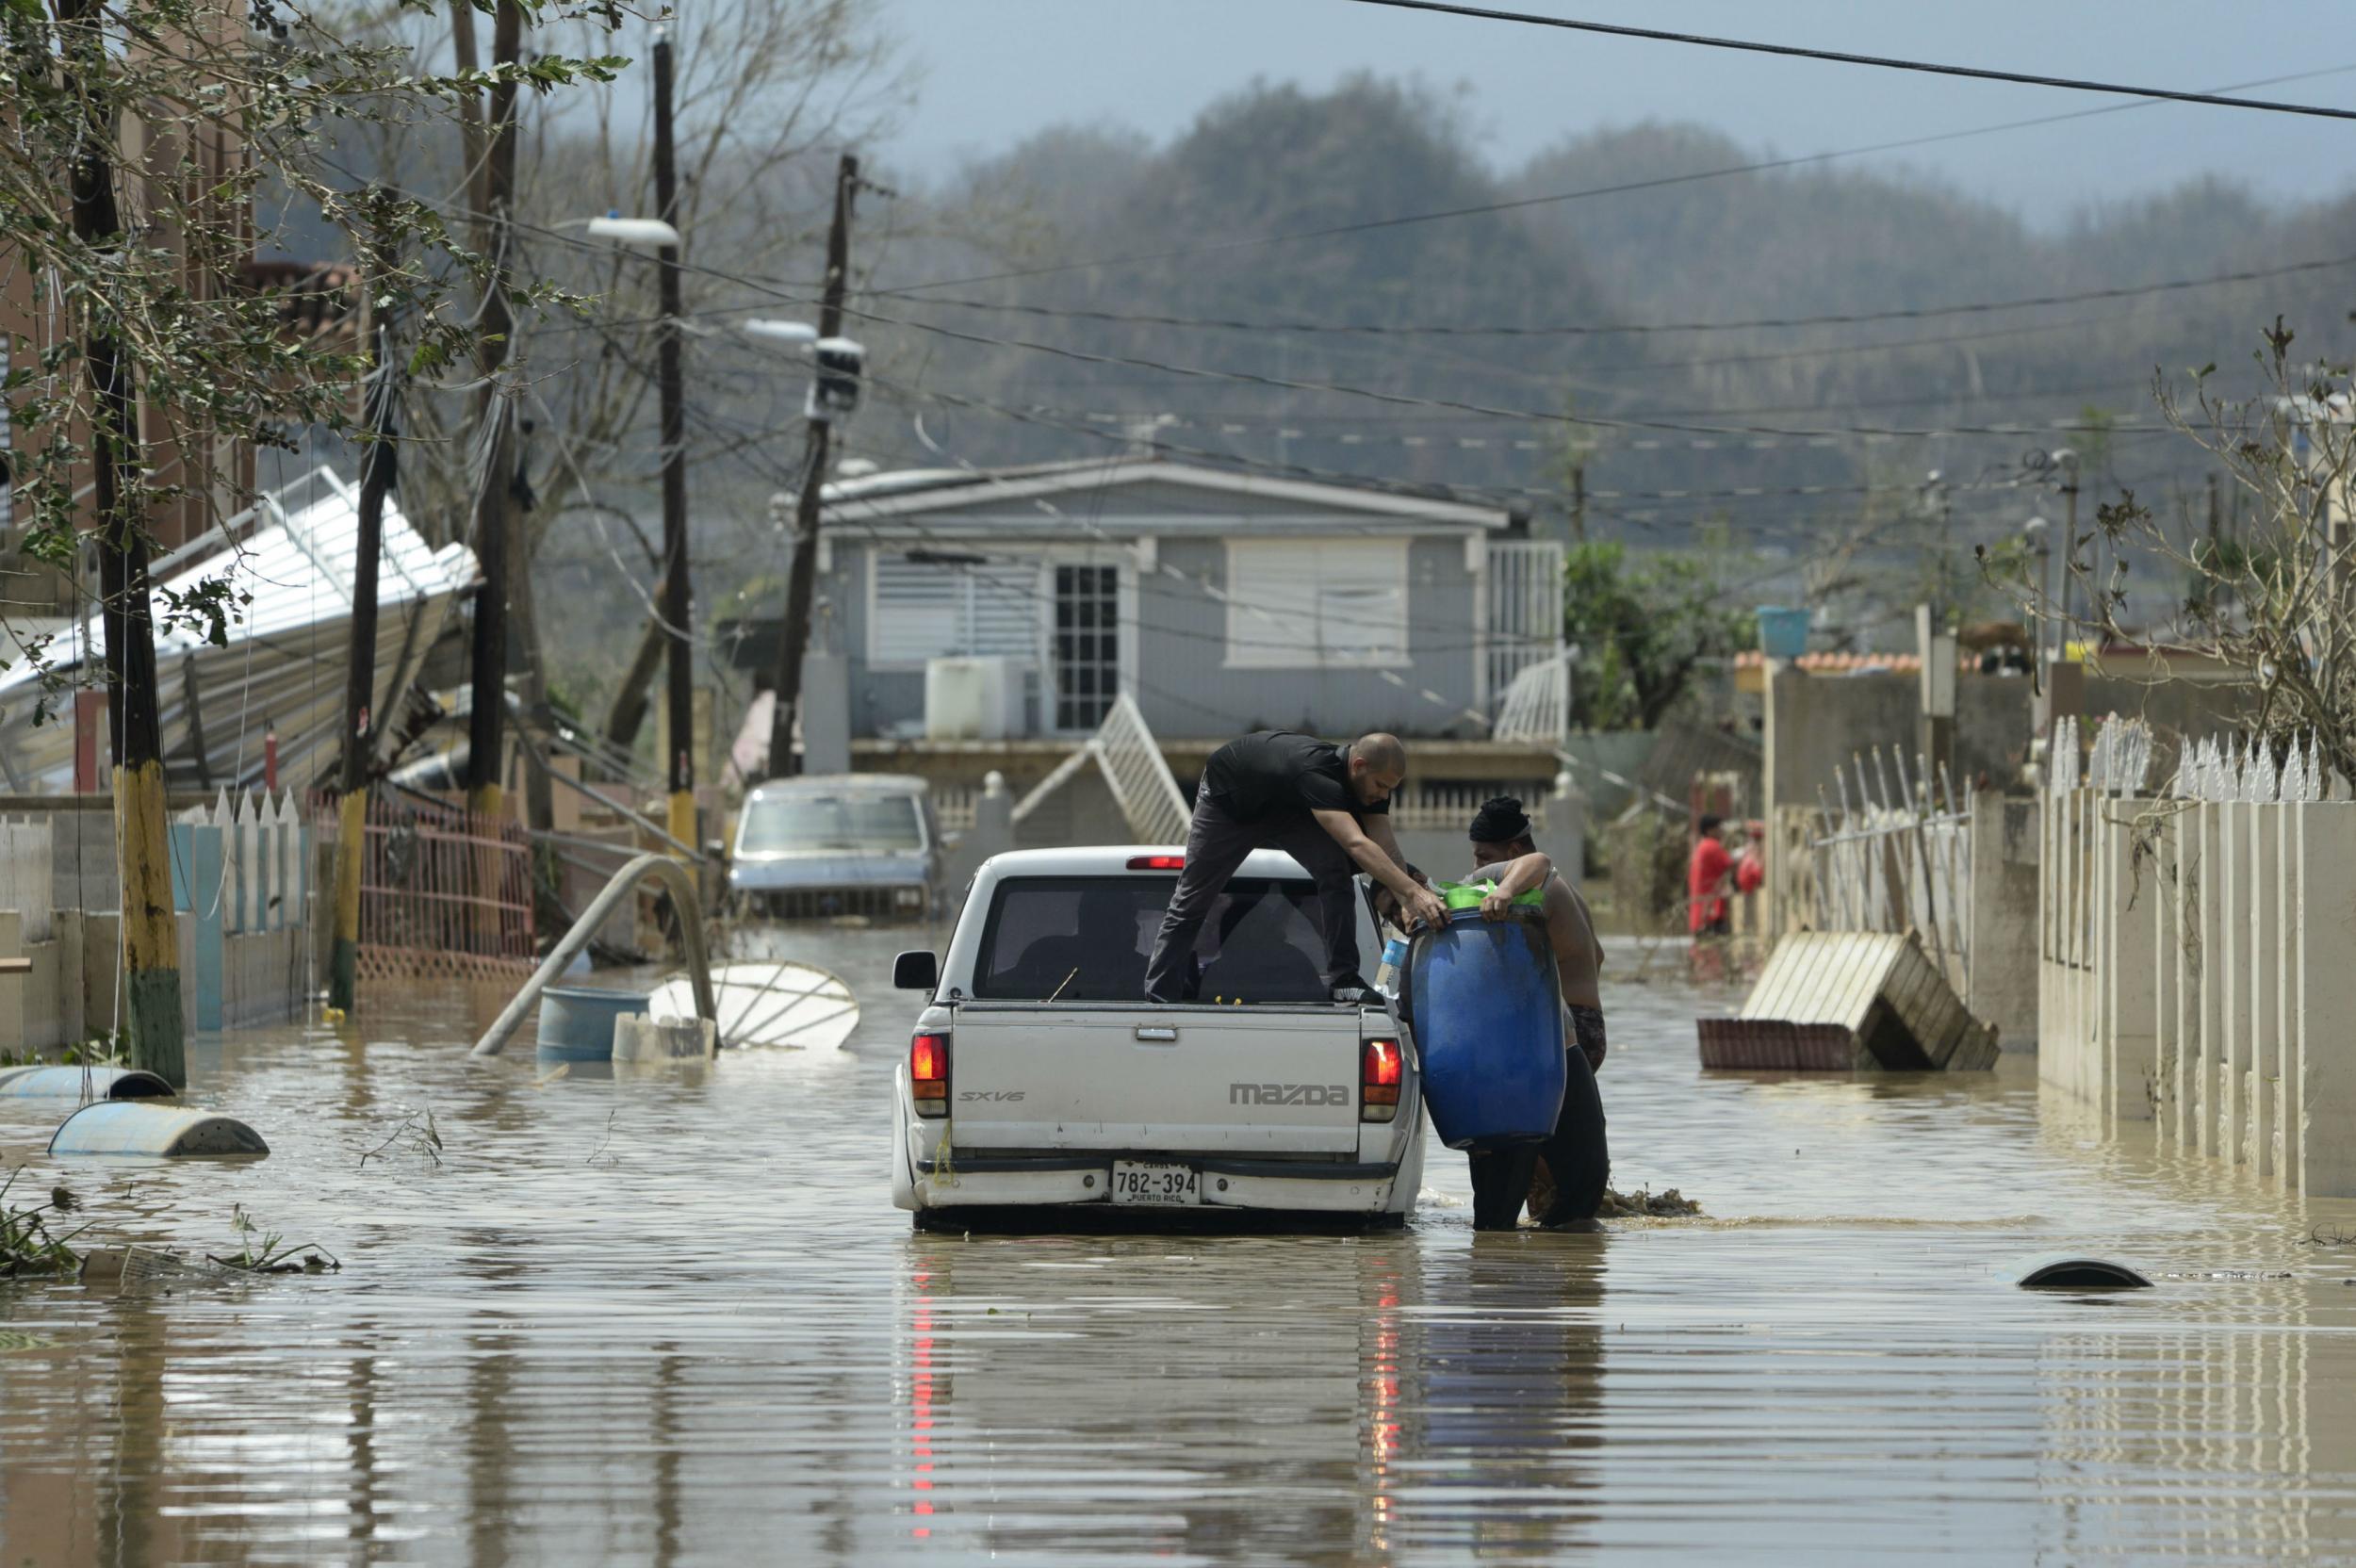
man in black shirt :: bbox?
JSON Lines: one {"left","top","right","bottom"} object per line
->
{"left": 1144, "top": 730, "right": 1447, "bottom": 1003}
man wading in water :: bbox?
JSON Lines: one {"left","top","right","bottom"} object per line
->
{"left": 1146, "top": 731, "right": 1446, "bottom": 1004}
{"left": 1460, "top": 795, "right": 1610, "bottom": 1230}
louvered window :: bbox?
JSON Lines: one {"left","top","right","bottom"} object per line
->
{"left": 869, "top": 549, "right": 1042, "bottom": 666}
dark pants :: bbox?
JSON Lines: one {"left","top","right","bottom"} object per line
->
{"left": 1469, "top": 1043, "right": 1609, "bottom": 1230}
{"left": 1144, "top": 792, "right": 1363, "bottom": 1001}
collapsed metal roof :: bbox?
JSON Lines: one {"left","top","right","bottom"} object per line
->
{"left": 0, "top": 466, "right": 478, "bottom": 792}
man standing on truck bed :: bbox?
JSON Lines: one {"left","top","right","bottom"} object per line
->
{"left": 1462, "top": 794, "right": 1610, "bottom": 1230}
{"left": 1145, "top": 731, "right": 1448, "bottom": 1004}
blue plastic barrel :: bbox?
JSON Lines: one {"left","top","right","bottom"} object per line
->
{"left": 1403, "top": 909, "right": 1565, "bottom": 1150}
{"left": 0, "top": 1065, "right": 175, "bottom": 1100}
{"left": 535, "top": 985, "right": 652, "bottom": 1063}
{"left": 1757, "top": 606, "right": 1812, "bottom": 660}
{"left": 49, "top": 1102, "right": 268, "bottom": 1157}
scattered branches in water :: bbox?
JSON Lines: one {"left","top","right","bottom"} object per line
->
{"left": 208, "top": 1205, "right": 339, "bottom": 1276}
{"left": 359, "top": 1107, "right": 443, "bottom": 1168}
{"left": 584, "top": 1108, "right": 620, "bottom": 1168}
{"left": 1598, "top": 1185, "right": 1703, "bottom": 1218}
{"left": 1, "top": 1170, "right": 87, "bottom": 1277}
{"left": 2298, "top": 1225, "right": 2356, "bottom": 1248}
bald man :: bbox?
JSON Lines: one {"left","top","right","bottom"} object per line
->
{"left": 1145, "top": 730, "right": 1446, "bottom": 1004}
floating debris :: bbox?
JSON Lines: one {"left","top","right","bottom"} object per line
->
{"left": 206, "top": 1205, "right": 340, "bottom": 1275}
{"left": 1, "top": 1173, "right": 83, "bottom": 1277}
{"left": 1598, "top": 1185, "right": 1703, "bottom": 1218}
{"left": 2018, "top": 1255, "right": 2152, "bottom": 1289}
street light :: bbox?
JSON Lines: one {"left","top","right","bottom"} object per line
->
{"left": 582, "top": 42, "right": 694, "bottom": 851}
{"left": 585, "top": 213, "right": 683, "bottom": 250}
{"left": 739, "top": 318, "right": 817, "bottom": 349}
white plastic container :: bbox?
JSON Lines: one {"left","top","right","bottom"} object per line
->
{"left": 924, "top": 657, "right": 1022, "bottom": 740}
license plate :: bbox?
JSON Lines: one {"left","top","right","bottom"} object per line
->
{"left": 1109, "top": 1160, "right": 1200, "bottom": 1207}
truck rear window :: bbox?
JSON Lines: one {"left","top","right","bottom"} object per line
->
{"left": 973, "top": 876, "right": 1333, "bottom": 1003}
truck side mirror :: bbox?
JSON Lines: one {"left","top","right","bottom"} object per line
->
{"left": 893, "top": 951, "right": 939, "bottom": 991}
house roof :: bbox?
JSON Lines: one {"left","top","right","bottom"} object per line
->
{"left": 818, "top": 455, "right": 1514, "bottom": 532}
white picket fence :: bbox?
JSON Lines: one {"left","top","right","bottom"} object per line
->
{"left": 174, "top": 788, "right": 311, "bottom": 935}
{"left": 2040, "top": 715, "right": 2356, "bottom": 1195}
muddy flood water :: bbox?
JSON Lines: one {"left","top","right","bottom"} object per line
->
{"left": 6, "top": 929, "right": 2356, "bottom": 1564}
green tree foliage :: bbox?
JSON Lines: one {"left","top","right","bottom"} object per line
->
{"left": 1562, "top": 541, "right": 1756, "bottom": 730}
{"left": 0, "top": 0, "right": 623, "bottom": 706}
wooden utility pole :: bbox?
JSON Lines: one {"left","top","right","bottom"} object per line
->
{"left": 1569, "top": 463, "right": 1586, "bottom": 543}
{"left": 59, "top": 0, "right": 183, "bottom": 1083}
{"left": 765, "top": 153, "right": 859, "bottom": 781}
{"left": 465, "top": 0, "right": 523, "bottom": 828}
{"left": 601, "top": 578, "right": 667, "bottom": 750}
{"left": 330, "top": 315, "right": 397, "bottom": 1014}
{"left": 651, "top": 32, "right": 696, "bottom": 850}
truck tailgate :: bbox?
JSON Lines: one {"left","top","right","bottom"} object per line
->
{"left": 947, "top": 1005, "right": 1367, "bottom": 1155}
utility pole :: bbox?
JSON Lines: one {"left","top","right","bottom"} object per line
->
{"left": 58, "top": 0, "right": 183, "bottom": 1083}
{"left": 652, "top": 32, "right": 696, "bottom": 850}
{"left": 765, "top": 152, "right": 859, "bottom": 781}
{"left": 1569, "top": 464, "right": 1586, "bottom": 544}
{"left": 465, "top": 0, "right": 522, "bottom": 833}
{"left": 330, "top": 308, "right": 397, "bottom": 1015}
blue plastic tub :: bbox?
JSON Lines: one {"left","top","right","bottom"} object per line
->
{"left": 1403, "top": 908, "right": 1565, "bottom": 1151}
{"left": 1757, "top": 606, "right": 1812, "bottom": 660}
{"left": 534, "top": 985, "right": 652, "bottom": 1063}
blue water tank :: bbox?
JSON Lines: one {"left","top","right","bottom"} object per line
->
{"left": 1404, "top": 910, "right": 1565, "bottom": 1150}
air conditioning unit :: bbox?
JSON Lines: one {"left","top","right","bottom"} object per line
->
{"left": 924, "top": 657, "right": 1023, "bottom": 741}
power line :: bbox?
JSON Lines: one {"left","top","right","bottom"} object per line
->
{"left": 875, "top": 250, "right": 2356, "bottom": 341}
{"left": 1333, "top": 1, "right": 2356, "bottom": 121}
{"left": 828, "top": 294, "right": 2164, "bottom": 445}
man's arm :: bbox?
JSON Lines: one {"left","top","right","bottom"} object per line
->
{"left": 1359, "top": 812, "right": 1427, "bottom": 887}
{"left": 1313, "top": 808, "right": 1446, "bottom": 928}
{"left": 1479, "top": 851, "right": 1552, "bottom": 919}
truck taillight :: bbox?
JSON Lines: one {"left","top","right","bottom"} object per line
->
{"left": 1362, "top": 1037, "right": 1401, "bottom": 1122}
{"left": 910, "top": 1031, "right": 950, "bottom": 1117}
{"left": 1126, "top": 855, "right": 1186, "bottom": 871}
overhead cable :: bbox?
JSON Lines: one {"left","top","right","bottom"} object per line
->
{"left": 1332, "top": 2, "right": 2356, "bottom": 121}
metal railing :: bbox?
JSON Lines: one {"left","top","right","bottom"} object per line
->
{"left": 356, "top": 793, "right": 536, "bottom": 979}
{"left": 1797, "top": 745, "right": 1971, "bottom": 988}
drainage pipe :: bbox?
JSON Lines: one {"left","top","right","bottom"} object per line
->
{"left": 470, "top": 853, "right": 717, "bottom": 1058}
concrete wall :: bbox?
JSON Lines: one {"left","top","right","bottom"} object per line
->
{"left": 2044, "top": 784, "right": 2356, "bottom": 1196}
{"left": 1967, "top": 792, "right": 2040, "bottom": 1051}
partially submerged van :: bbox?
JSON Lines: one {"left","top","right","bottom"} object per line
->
{"left": 728, "top": 774, "right": 941, "bottom": 921}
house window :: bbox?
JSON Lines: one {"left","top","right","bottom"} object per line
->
{"left": 869, "top": 548, "right": 1040, "bottom": 666}
{"left": 1223, "top": 539, "right": 1409, "bottom": 669}
{"left": 1054, "top": 564, "right": 1119, "bottom": 730}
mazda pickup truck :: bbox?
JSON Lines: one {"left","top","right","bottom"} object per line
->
{"left": 888, "top": 846, "right": 1425, "bottom": 1228}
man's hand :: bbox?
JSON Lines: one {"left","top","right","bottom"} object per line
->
{"left": 1404, "top": 884, "right": 1448, "bottom": 931}
{"left": 1480, "top": 887, "right": 1513, "bottom": 922}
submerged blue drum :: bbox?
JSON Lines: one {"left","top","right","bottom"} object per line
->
{"left": 1403, "top": 908, "right": 1566, "bottom": 1151}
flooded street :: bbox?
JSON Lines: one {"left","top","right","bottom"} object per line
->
{"left": 6, "top": 932, "right": 2356, "bottom": 1564}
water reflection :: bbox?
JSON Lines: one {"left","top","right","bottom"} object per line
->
{"left": 3, "top": 952, "right": 2356, "bottom": 1563}
{"left": 1394, "top": 1237, "right": 1606, "bottom": 1561}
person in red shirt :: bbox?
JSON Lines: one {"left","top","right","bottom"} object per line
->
{"left": 1688, "top": 814, "right": 1734, "bottom": 936}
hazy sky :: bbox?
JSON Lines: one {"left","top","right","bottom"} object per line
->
{"left": 873, "top": 0, "right": 2356, "bottom": 223}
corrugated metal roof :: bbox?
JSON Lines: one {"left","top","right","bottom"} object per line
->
{"left": 0, "top": 466, "right": 475, "bottom": 694}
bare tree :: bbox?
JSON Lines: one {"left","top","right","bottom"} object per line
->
{"left": 1988, "top": 318, "right": 2356, "bottom": 777}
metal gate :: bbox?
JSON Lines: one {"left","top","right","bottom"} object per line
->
{"left": 1485, "top": 541, "right": 1563, "bottom": 720}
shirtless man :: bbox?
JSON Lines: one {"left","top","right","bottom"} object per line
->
{"left": 1461, "top": 794, "right": 1610, "bottom": 1230}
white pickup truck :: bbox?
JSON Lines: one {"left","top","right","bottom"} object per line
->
{"left": 888, "top": 845, "right": 1425, "bottom": 1228}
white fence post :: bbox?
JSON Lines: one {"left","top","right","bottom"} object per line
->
{"left": 2297, "top": 802, "right": 2356, "bottom": 1195}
